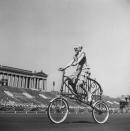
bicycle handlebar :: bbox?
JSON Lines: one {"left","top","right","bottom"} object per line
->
{"left": 58, "top": 68, "right": 65, "bottom": 71}
{"left": 58, "top": 66, "right": 70, "bottom": 71}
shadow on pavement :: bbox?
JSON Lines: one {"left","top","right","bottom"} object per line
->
{"left": 64, "top": 120, "right": 96, "bottom": 124}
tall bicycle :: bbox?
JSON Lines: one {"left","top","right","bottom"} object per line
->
{"left": 47, "top": 68, "right": 109, "bottom": 124}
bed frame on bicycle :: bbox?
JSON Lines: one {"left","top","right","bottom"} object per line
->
{"left": 60, "top": 69, "right": 103, "bottom": 105}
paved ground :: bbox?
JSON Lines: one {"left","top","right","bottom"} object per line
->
{"left": 0, "top": 112, "right": 130, "bottom": 131}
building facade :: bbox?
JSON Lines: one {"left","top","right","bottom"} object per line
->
{"left": 0, "top": 65, "right": 48, "bottom": 91}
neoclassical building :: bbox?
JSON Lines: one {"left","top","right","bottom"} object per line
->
{"left": 0, "top": 65, "right": 48, "bottom": 91}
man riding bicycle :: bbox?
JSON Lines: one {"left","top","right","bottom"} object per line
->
{"left": 60, "top": 45, "right": 92, "bottom": 103}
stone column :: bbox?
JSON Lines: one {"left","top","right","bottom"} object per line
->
{"left": 7, "top": 75, "right": 10, "bottom": 86}
{"left": 31, "top": 78, "right": 33, "bottom": 89}
{"left": 9, "top": 75, "right": 12, "bottom": 86}
{"left": 37, "top": 79, "right": 39, "bottom": 90}
{"left": 26, "top": 77, "right": 29, "bottom": 88}
{"left": 25, "top": 77, "right": 28, "bottom": 88}
{"left": 21, "top": 76, "right": 23, "bottom": 88}
{"left": 21, "top": 76, "right": 24, "bottom": 88}
{"left": 19, "top": 76, "right": 21, "bottom": 88}
{"left": 19, "top": 76, "right": 22, "bottom": 88}
{"left": 12, "top": 75, "right": 15, "bottom": 87}
{"left": 29, "top": 78, "right": 32, "bottom": 89}
{"left": 16, "top": 76, "right": 19, "bottom": 88}
{"left": 33, "top": 78, "right": 36, "bottom": 89}
{"left": 6, "top": 73, "right": 8, "bottom": 86}
{"left": 22, "top": 77, "right": 25, "bottom": 88}
{"left": 42, "top": 79, "right": 44, "bottom": 91}
{"left": 35, "top": 78, "right": 37, "bottom": 89}
{"left": 6, "top": 73, "right": 9, "bottom": 86}
{"left": 26, "top": 77, "right": 28, "bottom": 88}
{"left": 32, "top": 78, "right": 34, "bottom": 89}
{"left": 27, "top": 77, "right": 30, "bottom": 88}
{"left": 21, "top": 77, "right": 23, "bottom": 88}
{"left": 15, "top": 75, "right": 17, "bottom": 87}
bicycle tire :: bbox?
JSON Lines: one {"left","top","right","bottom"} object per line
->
{"left": 92, "top": 100, "right": 109, "bottom": 124}
{"left": 47, "top": 97, "right": 69, "bottom": 124}
{"left": 87, "top": 77, "right": 103, "bottom": 102}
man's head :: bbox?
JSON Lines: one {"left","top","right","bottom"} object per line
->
{"left": 74, "top": 45, "right": 83, "bottom": 53}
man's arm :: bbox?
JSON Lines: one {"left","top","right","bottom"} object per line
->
{"left": 64, "top": 59, "right": 75, "bottom": 69}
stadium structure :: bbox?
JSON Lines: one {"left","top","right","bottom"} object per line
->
{"left": 0, "top": 65, "right": 47, "bottom": 90}
{"left": 0, "top": 65, "right": 80, "bottom": 113}
{"left": 0, "top": 65, "right": 51, "bottom": 112}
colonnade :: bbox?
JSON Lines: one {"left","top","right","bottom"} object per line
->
{"left": 0, "top": 71, "right": 47, "bottom": 91}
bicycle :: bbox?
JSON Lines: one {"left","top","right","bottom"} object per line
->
{"left": 47, "top": 68, "right": 109, "bottom": 124}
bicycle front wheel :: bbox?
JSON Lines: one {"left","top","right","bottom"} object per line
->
{"left": 92, "top": 100, "right": 109, "bottom": 124}
{"left": 47, "top": 97, "right": 69, "bottom": 124}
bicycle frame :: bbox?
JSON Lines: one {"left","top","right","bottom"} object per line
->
{"left": 59, "top": 69, "right": 103, "bottom": 106}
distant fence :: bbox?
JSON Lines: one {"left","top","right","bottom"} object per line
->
{"left": 1, "top": 106, "right": 130, "bottom": 115}
{"left": 0, "top": 110, "right": 47, "bottom": 114}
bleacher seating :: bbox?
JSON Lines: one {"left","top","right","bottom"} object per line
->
{"left": 0, "top": 86, "right": 51, "bottom": 112}
{"left": 0, "top": 86, "right": 85, "bottom": 113}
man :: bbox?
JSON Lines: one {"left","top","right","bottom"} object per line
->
{"left": 61, "top": 45, "right": 92, "bottom": 103}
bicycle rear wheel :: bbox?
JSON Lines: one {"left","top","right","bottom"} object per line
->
{"left": 87, "top": 78, "right": 103, "bottom": 102}
{"left": 47, "top": 97, "right": 69, "bottom": 124}
{"left": 92, "top": 100, "right": 109, "bottom": 124}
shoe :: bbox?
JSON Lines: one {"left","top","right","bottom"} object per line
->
{"left": 87, "top": 101, "right": 92, "bottom": 106}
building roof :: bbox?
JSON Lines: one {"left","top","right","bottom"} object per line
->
{"left": 0, "top": 65, "right": 48, "bottom": 78}
{"left": 33, "top": 71, "right": 48, "bottom": 77}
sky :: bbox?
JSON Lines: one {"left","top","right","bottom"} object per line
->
{"left": 0, "top": 0, "right": 130, "bottom": 97}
